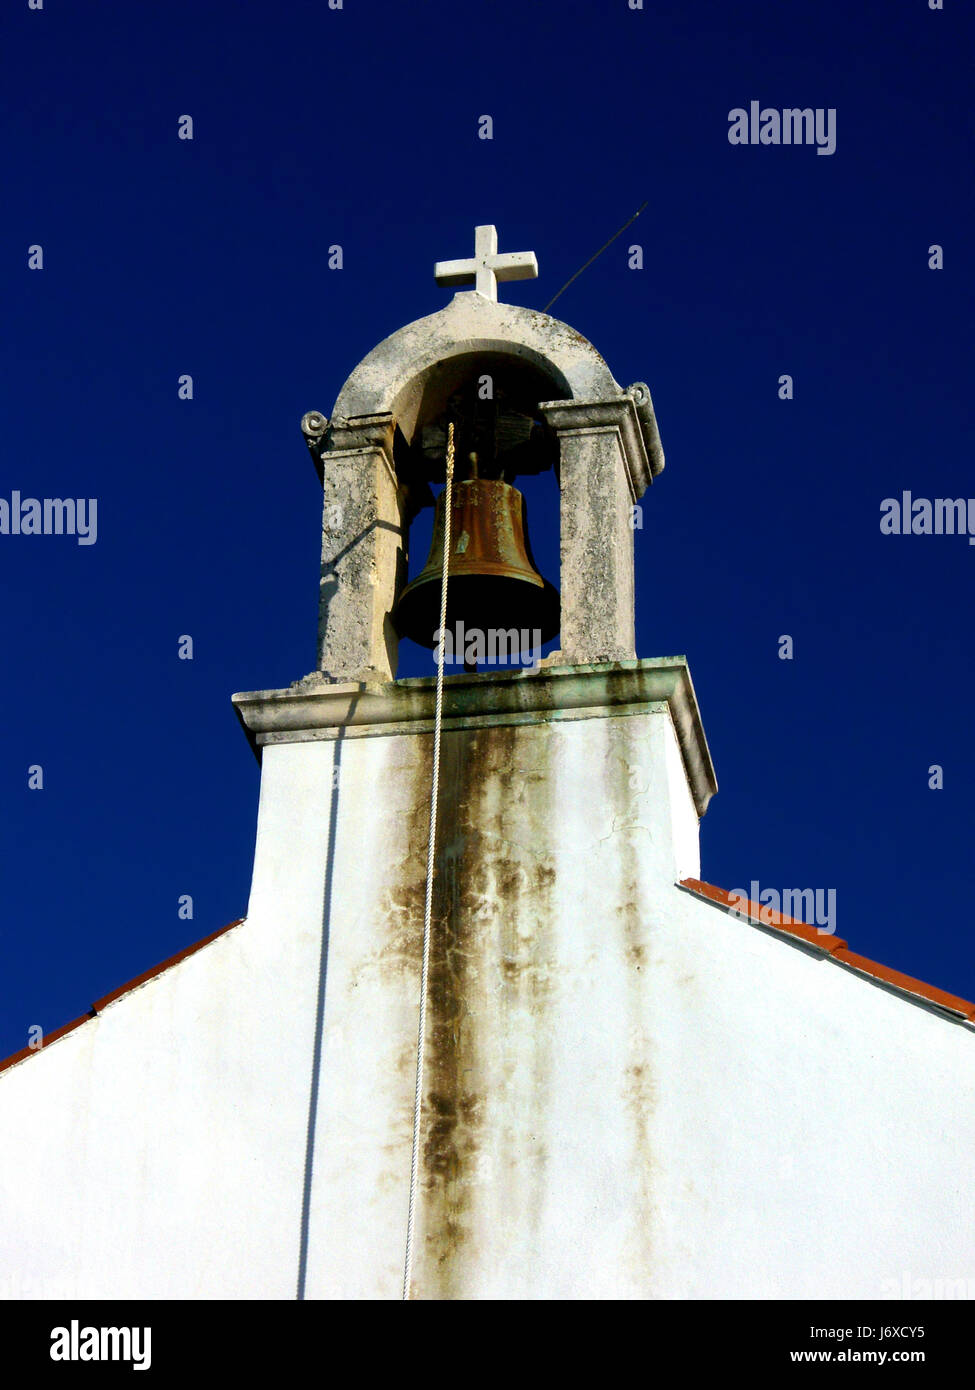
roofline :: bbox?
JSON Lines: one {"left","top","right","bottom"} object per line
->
{"left": 0, "top": 918, "right": 245, "bottom": 1080}
{"left": 5, "top": 883, "right": 971, "bottom": 1081}
{"left": 679, "top": 879, "right": 975, "bottom": 1026}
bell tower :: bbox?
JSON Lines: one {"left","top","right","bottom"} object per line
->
{"left": 296, "top": 225, "right": 666, "bottom": 683}
{"left": 233, "top": 227, "right": 717, "bottom": 1299}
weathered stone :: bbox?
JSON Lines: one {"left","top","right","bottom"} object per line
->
{"left": 308, "top": 290, "right": 665, "bottom": 680}
{"left": 232, "top": 656, "right": 713, "bottom": 1297}
{"left": 233, "top": 656, "right": 718, "bottom": 818}
{"left": 434, "top": 224, "right": 538, "bottom": 303}
{"left": 316, "top": 412, "right": 403, "bottom": 683}
{"left": 539, "top": 397, "right": 649, "bottom": 664}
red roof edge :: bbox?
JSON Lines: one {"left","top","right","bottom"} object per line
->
{"left": 92, "top": 918, "right": 244, "bottom": 1013}
{"left": 831, "top": 947, "right": 975, "bottom": 1020}
{"left": 679, "top": 878, "right": 848, "bottom": 953}
{"left": 0, "top": 1014, "right": 94, "bottom": 1078}
{"left": 679, "top": 878, "right": 975, "bottom": 1022}
{"left": 0, "top": 917, "right": 245, "bottom": 1079}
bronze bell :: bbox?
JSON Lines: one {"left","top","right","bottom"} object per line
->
{"left": 394, "top": 475, "right": 559, "bottom": 650}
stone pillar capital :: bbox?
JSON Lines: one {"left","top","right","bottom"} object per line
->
{"left": 327, "top": 411, "right": 396, "bottom": 454}
{"left": 322, "top": 412, "right": 397, "bottom": 489}
{"left": 539, "top": 387, "right": 662, "bottom": 502}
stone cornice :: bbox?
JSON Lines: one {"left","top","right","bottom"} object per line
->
{"left": 232, "top": 657, "right": 718, "bottom": 816}
{"left": 326, "top": 412, "right": 396, "bottom": 454}
{"left": 538, "top": 396, "right": 655, "bottom": 500}
{"left": 625, "top": 382, "right": 665, "bottom": 480}
{"left": 301, "top": 411, "right": 397, "bottom": 486}
{"left": 317, "top": 412, "right": 397, "bottom": 489}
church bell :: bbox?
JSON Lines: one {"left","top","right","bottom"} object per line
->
{"left": 394, "top": 474, "right": 560, "bottom": 650}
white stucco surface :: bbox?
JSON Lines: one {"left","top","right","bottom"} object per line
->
{"left": 1, "top": 671, "right": 973, "bottom": 1300}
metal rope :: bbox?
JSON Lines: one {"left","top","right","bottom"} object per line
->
{"left": 403, "top": 421, "right": 455, "bottom": 1301}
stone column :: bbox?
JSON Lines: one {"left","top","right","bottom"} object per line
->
{"left": 539, "top": 394, "right": 653, "bottom": 665}
{"left": 314, "top": 412, "right": 404, "bottom": 683}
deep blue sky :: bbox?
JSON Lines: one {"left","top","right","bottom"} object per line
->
{"left": 1, "top": 0, "right": 973, "bottom": 1060}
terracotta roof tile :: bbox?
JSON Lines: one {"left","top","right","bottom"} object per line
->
{"left": 832, "top": 947, "right": 975, "bottom": 1019}
{"left": 679, "top": 877, "right": 849, "bottom": 953}
{"left": 91, "top": 920, "right": 244, "bottom": 1013}
{"left": 6, "top": 879, "right": 973, "bottom": 1082}
{"left": 0, "top": 918, "right": 245, "bottom": 1079}
{"left": 679, "top": 878, "right": 975, "bottom": 1022}
{"left": 0, "top": 1014, "right": 93, "bottom": 1078}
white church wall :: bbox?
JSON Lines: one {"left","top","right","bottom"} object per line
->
{"left": 291, "top": 701, "right": 703, "bottom": 1298}
{"left": 1, "top": 700, "right": 971, "bottom": 1300}
{"left": 0, "top": 916, "right": 313, "bottom": 1298}
{"left": 0, "top": 699, "right": 702, "bottom": 1299}
{"left": 643, "top": 889, "right": 975, "bottom": 1299}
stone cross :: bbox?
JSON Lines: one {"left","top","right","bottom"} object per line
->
{"left": 434, "top": 225, "right": 538, "bottom": 303}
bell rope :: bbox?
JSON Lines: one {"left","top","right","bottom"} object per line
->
{"left": 402, "top": 421, "right": 454, "bottom": 1300}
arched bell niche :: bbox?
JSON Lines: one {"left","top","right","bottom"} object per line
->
{"left": 305, "top": 292, "right": 662, "bottom": 684}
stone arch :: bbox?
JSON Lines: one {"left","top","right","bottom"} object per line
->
{"left": 330, "top": 292, "right": 624, "bottom": 442}
{"left": 312, "top": 290, "right": 661, "bottom": 683}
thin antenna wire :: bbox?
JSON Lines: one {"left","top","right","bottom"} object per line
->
{"left": 543, "top": 201, "right": 648, "bottom": 313}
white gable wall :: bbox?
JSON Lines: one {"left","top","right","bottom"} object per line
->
{"left": 646, "top": 890, "right": 975, "bottom": 1298}
{"left": 1, "top": 690, "right": 972, "bottom": 1300}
